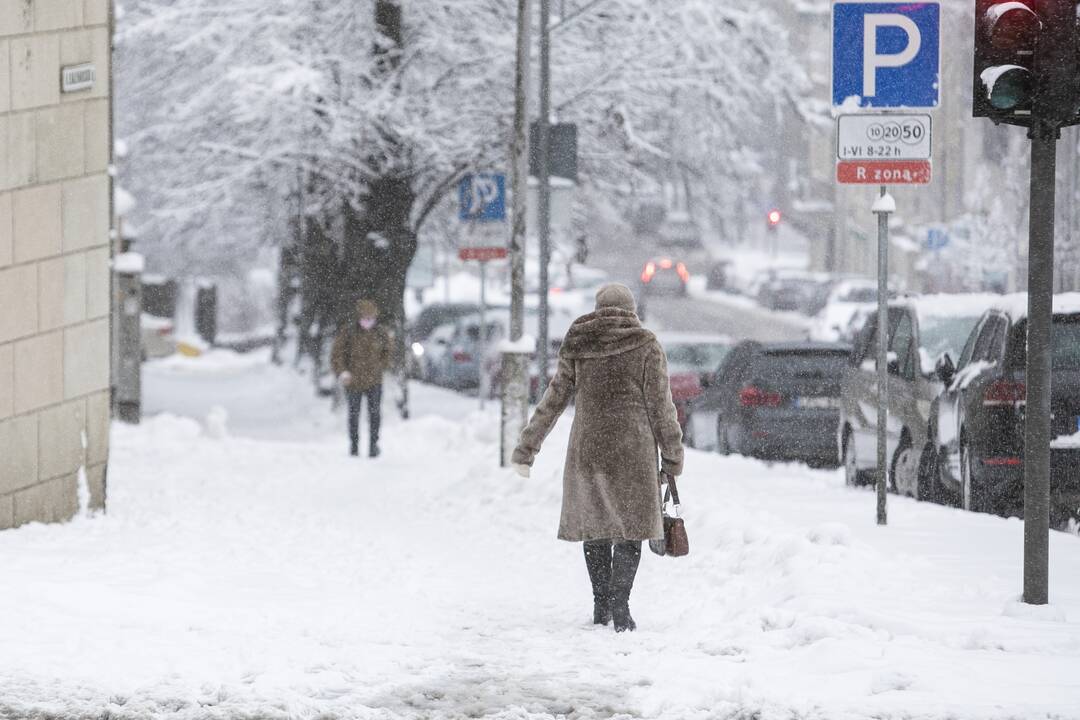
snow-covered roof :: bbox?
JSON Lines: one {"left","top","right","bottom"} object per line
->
{"left": 897, "top": 293, "right": 1007, "bottom": 320}
{"left": 892, "top": 292, "right": 1080, "bottom": 323}
{"left": 988, "top": 292, "right": 1080, "bottom": 319}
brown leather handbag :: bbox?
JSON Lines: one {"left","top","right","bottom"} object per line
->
{"left": 649, "top": 473, "right": 689, "bottom": 557}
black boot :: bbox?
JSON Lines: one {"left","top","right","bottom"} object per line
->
{"left": 349, "top": 442, "right": 359, "bottom": 457}
{"left": 611, "top": 541, "right": 641, "bottom": 632}
{"left": 583, "top": 541, "right": 613, "bottom": 625}
{"left": 369, "top": 442, "right": 381, "bottom": 458}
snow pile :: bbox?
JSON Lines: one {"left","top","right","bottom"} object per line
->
{"left": 2, "top": 353, "right": 1079, "bottom": 719}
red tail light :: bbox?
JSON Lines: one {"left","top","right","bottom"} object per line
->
{"left": 676, "top": 262, "right": 690, "bottom": 283}
{"left": 659, "top": 258, "right": 673, "bottom": 269}
{"left": 984, "top": 380, "right": 1026, "bottom": 407}
{"left": 739, "top": 386, "right": 783, "bottom": 408}
{"left": 641, "top": 262, "right": 657, "bottom": 283}
{"left": 452, "top": 351, "right": 473, "bottom": 363}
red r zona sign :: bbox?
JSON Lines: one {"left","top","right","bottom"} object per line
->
{"left": 836, "top": 160, "right": 931, "bottom": 185}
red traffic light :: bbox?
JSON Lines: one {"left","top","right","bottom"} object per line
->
{"left": 767, "top": 210, "right": 782, "bottom": 226}
{"left": 982, "top": 1, "right": 1040, "bottom": 50}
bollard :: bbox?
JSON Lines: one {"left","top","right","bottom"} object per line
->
{"left": 113, "top": 253, "right": 144, "bottom": 424}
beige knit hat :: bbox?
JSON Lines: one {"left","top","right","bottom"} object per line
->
{"left": 594, "top": 283, "right": 637, "bottom": 313}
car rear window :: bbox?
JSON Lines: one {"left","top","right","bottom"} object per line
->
{"left": 1008, "top": 316, "right": 1080, "bottom": 370}
{"left": 919, "top": 314, "right": 983, "bottom": 363}
{"left": 752, "top": 350, "right": 850, "bottom": 379}
{"left": 839, "top": 287, "right": 876, "bottom": 303}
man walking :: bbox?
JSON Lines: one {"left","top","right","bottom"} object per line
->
{"left": 331, "top": 299, "right": 392, "bottom": 457}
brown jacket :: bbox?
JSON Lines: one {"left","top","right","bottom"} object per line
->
{"left": 331, "top": 324, "right": 392, "bottom": 392}
{"left": 512, "top": 307, "right": 684, "bottom": 542}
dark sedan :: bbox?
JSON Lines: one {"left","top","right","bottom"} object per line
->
{"left": 931, "top": 303, "right": 1080, "bottom": 524}
{"left": 704, "top": 341, "right": 851, "bottom": 467}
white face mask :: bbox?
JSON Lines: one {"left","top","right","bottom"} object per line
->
{"left": 359, "top": 318, "right": 376, "bottom": 330}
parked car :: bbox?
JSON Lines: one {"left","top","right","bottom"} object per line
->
{"left": 759, "top": 273, "right": 832, "bottom": 314}
{"left": 657, "top": 212, "right": 703, "bottom": 249}
{"left": 477, "top": 307, "right": 576, "bottom": 399}
{"left": 811, "top": 279, "right": 881, "bottom": 341}
{"left": 407, "top": 303, "right": 485, "bottom": 377}
{"left": 415, "top": 322, "right": 458, "bottom": 383}
{"left": 928, "top": 295, "right": 1080, "bottom": 523}
{"left": 426, "top": 314, "right": 504, "bottom": 390}
{"left": 658, "top": 333, "right": 733, "bottom": 448}
{"left": 743, "top": 267, "right": 800, "bottom": 305}
{"left": 839, "top": 296, "right": 989, "bottom": 499}
{"left": 140, "top": 313, "right": 176, "bottom": 360}
{"left": 705, "top": 341, "right": 851, "bottom": 467}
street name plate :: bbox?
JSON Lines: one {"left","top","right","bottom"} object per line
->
{"left": 61, "top": 63, "right": 96, "bottom": 93}
{"left": 837, "top": 114, "right": 931, "bottom": 161}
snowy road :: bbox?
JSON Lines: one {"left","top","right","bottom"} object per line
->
{"left": 644, "top": 289, "right": 809, "bottom": 341}
{"left": 2, "top": 352, "right": 1080, "bottom": 719}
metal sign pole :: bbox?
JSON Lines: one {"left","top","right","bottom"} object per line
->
{"left": 873, "top": 186, "right": 895, "bottom": 526}
{"left": 479, "top": 260, "right": 487, "bottom": 410}
{"left": 537, "top": 0, "right": 552, "bottom": 398}
{"left": 500, "top": 0, "right": 532, "bottom": 468}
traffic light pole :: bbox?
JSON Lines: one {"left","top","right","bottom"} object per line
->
{"left": 1023, "top": 126, "right": 1057, "bottom": 605}
{"left": 500, "top": 0, "right": 531, "bottom": 467}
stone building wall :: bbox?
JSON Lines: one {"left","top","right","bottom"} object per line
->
{"left": 0, "top": 0, "right": 111, "bottom": 528}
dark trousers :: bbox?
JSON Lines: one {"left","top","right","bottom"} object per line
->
{"left": 347, "top": 385, "right": 382, "bottom": 453}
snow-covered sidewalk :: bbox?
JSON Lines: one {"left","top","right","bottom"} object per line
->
{"left": 2, "top": 352, "right": 1080, "bottom": 719}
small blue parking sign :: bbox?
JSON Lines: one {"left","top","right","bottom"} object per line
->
{"left": 926, "top": 228, "right": 949, "bottom": 251}
{"left": 458, "top": 173, "right": 506, "bottom": 222}
{"left": 833, "top": 2, "right": 940, "bottom": 109}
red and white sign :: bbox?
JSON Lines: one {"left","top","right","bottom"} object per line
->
{"left": 458, "top": 246, "right": 508, "bottom": 262}
{"left": 836, "top": 113, "right": 932, "bottom": 185}
{"left": 836, "top": 160, "right": 931, "bottom": 185}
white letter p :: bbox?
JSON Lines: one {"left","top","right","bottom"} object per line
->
{"left": 863, "top": 14, "right": 921, "bottom": 98}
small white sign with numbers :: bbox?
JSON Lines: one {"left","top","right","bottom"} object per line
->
{"left": 837, "top": 114, "right": 932, "bottom": 161}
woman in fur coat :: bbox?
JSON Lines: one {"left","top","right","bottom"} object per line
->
{"left": 512, "top": 283, "right": 684, "bottom": 632}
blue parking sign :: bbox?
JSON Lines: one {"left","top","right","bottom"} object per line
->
{"left": 458, "top": 173, "right": 507, "bottom": 222}
{"left": 833, "top": 2, "right": 940, "bottom": 109}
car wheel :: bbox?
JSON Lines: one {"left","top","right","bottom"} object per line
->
{"left": 890, "top": 434, "right": 915, "bottom": 497}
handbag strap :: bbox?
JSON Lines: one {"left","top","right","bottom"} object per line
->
{"left": 660, "top": 473, "right": 682, "bottom": 516}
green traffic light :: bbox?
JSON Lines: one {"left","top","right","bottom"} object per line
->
{"left": 982, "top": 65, "right": 1032, "bottom": 110}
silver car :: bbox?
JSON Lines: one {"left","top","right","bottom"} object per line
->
{"left": 839, "top": 297, "right": 987, "bottom": 499}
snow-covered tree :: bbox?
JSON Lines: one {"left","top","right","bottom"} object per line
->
{"left": 116, "top": 0, "right": 803, "bottom": 331}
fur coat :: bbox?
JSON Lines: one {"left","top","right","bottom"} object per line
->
{"left": 512, "top": 307, "right": 684, "bottom": 542}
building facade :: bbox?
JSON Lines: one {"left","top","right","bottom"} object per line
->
{"left": 0, "top": 0, "right": 111, "bottom": 529}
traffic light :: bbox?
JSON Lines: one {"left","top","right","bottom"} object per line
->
{"left": 767, "top": 209, "right": 782, "bottom": 228}
{"left": 973, "top": 0, "right": 1080, "bottom": 128}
